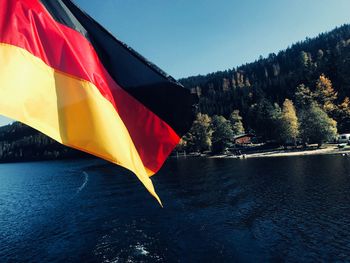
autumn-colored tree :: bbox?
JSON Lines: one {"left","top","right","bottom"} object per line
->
{"left": 280, "top": 99, "right": 299, "bottom": 145}
{"left": 229, "top": 110, "right": 245, "bottom": 135}
{"left": 313, "top": 74, "right": 338, "bottom": 114}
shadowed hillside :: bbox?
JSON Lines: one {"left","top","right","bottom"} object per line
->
{"left": 0, "top": 122, "right": 90, "bottom": 162}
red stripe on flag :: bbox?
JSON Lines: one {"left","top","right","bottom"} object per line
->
{"left": 0, "top": 0, "right": 180, "bottom": 173}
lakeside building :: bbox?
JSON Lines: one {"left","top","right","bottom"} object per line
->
{"left": 233, "top": 134, "right": 255, "bottom": 145}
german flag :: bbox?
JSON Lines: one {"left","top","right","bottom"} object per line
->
{"left": 0, "top": 0, "right": 195, "bottom": 204}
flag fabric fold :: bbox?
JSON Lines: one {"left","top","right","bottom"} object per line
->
{"left": 0, "top": 0, "right": 195, "bottom": 204}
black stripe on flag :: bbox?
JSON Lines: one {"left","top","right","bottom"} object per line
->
{"left": 39, "top": 0, "right": 196, "bottom": 137}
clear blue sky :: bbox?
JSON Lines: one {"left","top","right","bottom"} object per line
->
{"left": 1, "top": 0, "right": 350, "bottom": 126}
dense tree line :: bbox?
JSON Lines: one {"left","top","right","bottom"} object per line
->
{"left": 176, "top": 24, "right": 350, "bottom": 152}
{"left": 180, "top": 24, "right": 350, "bottom": 133}
{"left": 176, "top": 110, "right": 245, "bottom": 153}
{"left": 178, "top": 74, "right": 340, "bottom": 153}
{"left": 0, "top": 122, "right": 89, "bottom": 162}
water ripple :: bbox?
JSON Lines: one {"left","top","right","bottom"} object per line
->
{"left": 1, "top": 156, "right": 350, "bottom": 261}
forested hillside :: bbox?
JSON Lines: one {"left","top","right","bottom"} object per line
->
{"left": 180, "top": 24, "right": 350, "bottom": 130}
{"left": 0, "top": 122, "right": 89, "bottom": 162}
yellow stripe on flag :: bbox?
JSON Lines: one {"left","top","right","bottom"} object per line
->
{"left": 0, "top": 43, "right": 161, "bottom": 204}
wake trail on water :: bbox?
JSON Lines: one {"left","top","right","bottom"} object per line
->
{"left": 76, "top": 171, "right": 89, "bottom": 194}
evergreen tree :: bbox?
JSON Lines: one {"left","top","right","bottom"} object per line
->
{"left": 189, "top": 113, "right": 213, "bottom": 152}
{"left": 271, "top": 103, "right": 284, "bottom": 142}
{"left": 248, "top": 99, "right": 282, "bottom": 140}
{"left": 335, "top": 97, "right": 350, "bottom": 132}
{"left": 229, "top": 110, "right": 245, "bottom": 135}
{"left": 211, "top": 115, "right": 234, "bottom": 153}
{"left": 295, "top": 84, "right": 314, "bottom": 109}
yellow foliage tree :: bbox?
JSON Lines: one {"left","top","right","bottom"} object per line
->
{"left": 313, "top": 74, "right": 337, "bottom": 114}
{"left": 280, "top": 99, "right": 299, "bottom": 145}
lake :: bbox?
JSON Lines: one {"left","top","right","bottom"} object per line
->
{"left": 1, "top": 155, "right": 350, "bottom": 262}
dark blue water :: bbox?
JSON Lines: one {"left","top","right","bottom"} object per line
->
{"left": 1, "top": 155, "right": 350, "bottom": 262}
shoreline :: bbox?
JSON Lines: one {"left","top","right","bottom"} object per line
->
{"left": 208, "top": 144, "right": 350, "bottom": 159}
{"left": 2, "top": 145, "right": 350, "bottom": 165}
